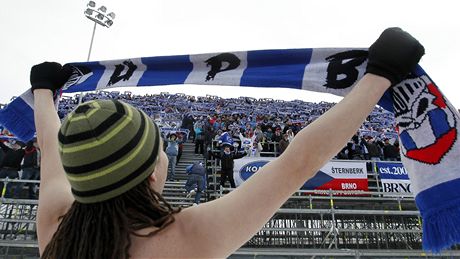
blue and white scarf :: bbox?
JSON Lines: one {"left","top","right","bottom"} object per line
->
{"left": 0, "top": 48, "right": 459, "bottom": 252}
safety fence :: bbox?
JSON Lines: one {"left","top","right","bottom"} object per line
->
{"left": 0, "top": 140, "right": 457, "bottom": 258}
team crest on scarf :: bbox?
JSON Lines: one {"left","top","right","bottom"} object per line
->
{"left": 393, "top": 75, "right": 457, "bottom": 165}
{"left": 62, "top": 65, "right": 93, "bottom": 91}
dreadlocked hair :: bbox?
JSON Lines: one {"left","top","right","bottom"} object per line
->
{"left": 41, "top": 178, "right": 181, "bottom": 259}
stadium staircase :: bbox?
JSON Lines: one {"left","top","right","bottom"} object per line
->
{"left": 162, "top": 140, "right": 207, "bottom": 207}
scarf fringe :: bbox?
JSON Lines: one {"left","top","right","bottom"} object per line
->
{"left": 423, "top": 200, "right": 460, "bottom": 252}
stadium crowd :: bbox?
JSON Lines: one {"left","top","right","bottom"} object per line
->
{"left": 0, "top": 90, "right": 402, "bottom": 199}
{"left": 59, "top": 90, "right": 401, "bottom": 160}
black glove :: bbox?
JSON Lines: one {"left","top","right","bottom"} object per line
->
{"left": 366, "top": 27, "right": 425, "bottom": 85}
{"left": 30, "top": 62, "right": 73, "bottom": 93}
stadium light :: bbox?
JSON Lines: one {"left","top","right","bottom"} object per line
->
{"left": 107, "top": 12, "right": 115, "bottom": 19}
{"left": 84, "top": 1, "right": 115, "bottom": 29}
{"left": 98, "top": 6, "right": 107, "bottom": 13}
{"left": 79, "top": 1, "right": 116, "bottom": 104}
{"left": 83, "top": 1, "right": 115, "bottom": 62}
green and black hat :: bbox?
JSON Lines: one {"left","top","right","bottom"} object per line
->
{"left": 58, "top": 99, "right": 161, "bottom": 204}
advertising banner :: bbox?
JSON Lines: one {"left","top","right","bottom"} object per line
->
{"left": 233, "top": 158, "right": 368, "bottom": 193}
{"left": 302, "top": 160, "right": 368, "bottom": 192}
{"left": 375, "top": 162, "right": 412, "bottom": 194}
{"left": 233, "top": 157, "right": 274, "bottom": 187}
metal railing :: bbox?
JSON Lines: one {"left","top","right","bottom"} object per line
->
{"left": 0, "top": 142, "right": 458, "bottom": 258}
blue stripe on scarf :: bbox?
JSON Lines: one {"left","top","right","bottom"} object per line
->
{"left": 241, "top": 49, "right": 312, "bottom": 88}
{"left": 400, "top": 130, "right": 417, "bottom": 150}
{"left": 138, "top": 55, "right": 193, "bottom": 86}
{"left": 429, "top": 109, "right": 451, "bottom": 138}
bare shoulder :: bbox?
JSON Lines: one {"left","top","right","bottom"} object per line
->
{"left": 129, "top": 208, "right": 198, "bottom": 258}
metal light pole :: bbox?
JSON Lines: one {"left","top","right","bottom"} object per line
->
{"left": 78, "top": 1, "right": 116, "bottom": 104}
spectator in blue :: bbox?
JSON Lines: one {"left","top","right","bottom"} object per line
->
{"left": 194, "top": 119, "right": 205, "bottom": 155}
{"left": 14, "top": 139, "right": 40, "bottom": 199}
{"left": 213, "top": 118, "right": 222, "bottom": 131}
{"left": 184, "top": 161, "right": 207, "bottom": 205}
{"left": 165, "top": 131, "right": 184, "bottom": 181}
{"left": 264, "top": 128, "right": 273, "bottom": 141}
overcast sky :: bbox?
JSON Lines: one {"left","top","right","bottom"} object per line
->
{"left": 1, "top": 0, "right": 459, "bottom": 107}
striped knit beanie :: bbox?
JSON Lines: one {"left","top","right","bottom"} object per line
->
{"left": 58, "top": 99, "right": 161, "bottom": 203}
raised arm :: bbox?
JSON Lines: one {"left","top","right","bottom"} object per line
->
{"left": 31, "top": 63, "right": 74, "bottom": 252}
{"left": 170, "top": 28, "right": 425, "bottom": 258}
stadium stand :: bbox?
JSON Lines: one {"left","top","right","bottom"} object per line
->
{"left": 0, "top": 91, "right": 459, "bottom": 258}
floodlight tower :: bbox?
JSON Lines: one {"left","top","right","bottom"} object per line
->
{"left": 84, "top": 1, "right": 115, "bottom": 61}
{"left": 79, "top": 1, "right": 115, "bottom": 104}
